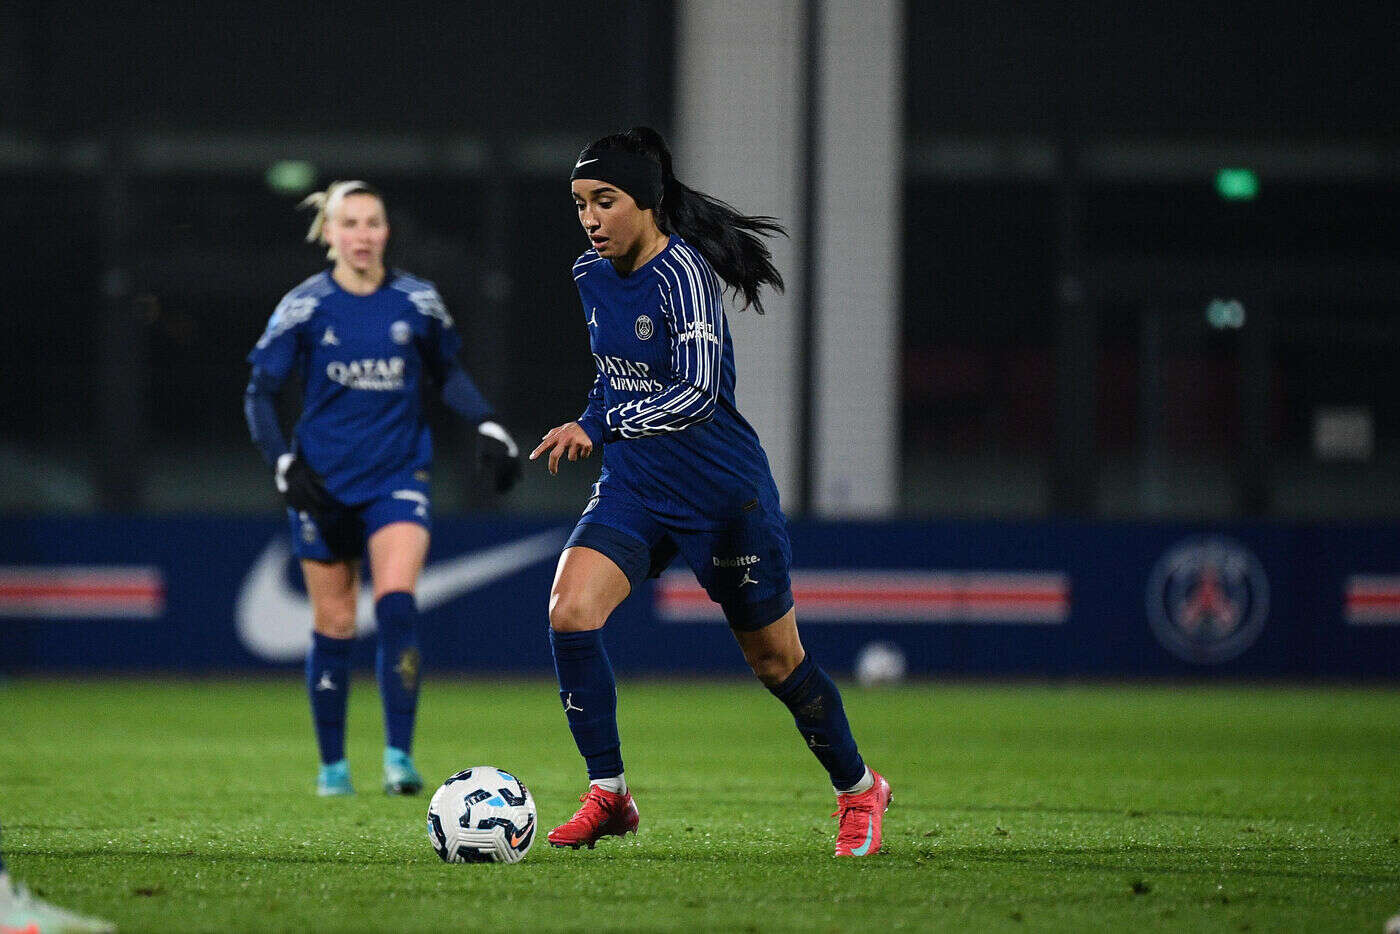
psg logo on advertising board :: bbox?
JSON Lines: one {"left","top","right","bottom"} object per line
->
{"left": 1146, "top": 536, "right": 1270, "bottom": 665}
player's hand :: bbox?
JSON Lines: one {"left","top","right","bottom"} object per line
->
{"left": 476, "top": 421, "right": 522, "bottom": 493}
{"left": 529, "top": 422, "right": 593, "bottom": 475}
{"left": 275, "top": 453, "right": 338, "bottom": 514}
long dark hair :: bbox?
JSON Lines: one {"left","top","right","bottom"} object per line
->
{"left": 586, "top": 126, "right": 786, "bottom": 314}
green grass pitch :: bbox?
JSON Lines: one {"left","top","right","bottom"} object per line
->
{"left": 2, "top": 676, "right": 1398, "bottom": 932}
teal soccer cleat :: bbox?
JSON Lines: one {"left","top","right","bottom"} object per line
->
{"left": 316, "top": 759, "right": 354, "bottom": 797}
{"left": 383, "top": 747, "right": 423, "bottom": 795}
{"left": 0, "top": 871, "right": 115, "bottom": 933}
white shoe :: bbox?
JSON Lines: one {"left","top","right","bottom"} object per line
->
{"left": 0, "top": 871, "right": 115, "bottom": 933}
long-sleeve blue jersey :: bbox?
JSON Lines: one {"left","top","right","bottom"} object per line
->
{"left": 246, "top": 269, "right": 491, "bottom": 505}
{"left": 573, "top": 236, "right": 781, "bottom": 529}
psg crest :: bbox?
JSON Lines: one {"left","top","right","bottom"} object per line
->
{"left": 1146, "top": 536, "right": 1270, "bottom": 665}
{"left": 634, "top": 315, "right": 654, "bottom": 340}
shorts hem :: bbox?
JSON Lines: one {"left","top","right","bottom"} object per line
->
{"left": 723, "top": 588, "right": 794, "bottom": 631}
{"left": 565, "top": 520, "right": 652, "bottom": 591}
{"left": 362, "top": 511, "right": 430, "bottom": 540}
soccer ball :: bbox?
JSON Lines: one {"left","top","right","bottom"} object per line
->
{"left": 854, "top": 641, "right": 907, "bottom": 688}
{"left": 427, "top": 767, "right": 537, "bottom": 863}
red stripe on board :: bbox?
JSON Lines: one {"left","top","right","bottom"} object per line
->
{"left": 0, "top": 567, "right": 165, "bottom": 619}
{"left": 656, "top": 590, "right": 1067, "bottom": 605}
{"left": 656, "top": 570, "right": 1070, "bottom": 623}
{"left": 1342, "top": 576, "right": 1400, "bottom": 625}
{"left": 1345, "top": 594, "right": 1400, "bottom": 607}
{"left": 0, "top": 584, "right": 161, "bottom": 600}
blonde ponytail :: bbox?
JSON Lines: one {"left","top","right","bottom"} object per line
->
{"left": 298, "top": 180, "right": 380, "bottom": 260}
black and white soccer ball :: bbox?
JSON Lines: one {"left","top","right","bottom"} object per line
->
{"left": 427, "top": 767, "right": 537, "bottom": 864}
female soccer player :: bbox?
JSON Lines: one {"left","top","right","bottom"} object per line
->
{"left": 530, "top": 128, "right": 891, "bottom": 856}
{"left": 244, "top": 181, "right": 520, "bottom": 796}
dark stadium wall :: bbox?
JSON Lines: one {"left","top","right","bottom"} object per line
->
{"left": 904, "top": 2, "right": 1398, "bottom": 135}
{"left": 2, "top": 516, "right": 1398, "bottom": 677}
{"left": 7, "top": 1, "right": 674, "bottom": 134}
{"left": 5, "top": 1, "right": 1389, "bottom": 136}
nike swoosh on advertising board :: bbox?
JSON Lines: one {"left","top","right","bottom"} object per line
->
{"left": 236, "top": 528, "right": 568, "bottom": 662}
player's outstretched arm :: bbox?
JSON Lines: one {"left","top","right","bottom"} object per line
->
{"left": 530, "top": 422, "right": 593, "bottom": 475}
{"left": 244, "top": 366, "right": 291, "bottom": 465}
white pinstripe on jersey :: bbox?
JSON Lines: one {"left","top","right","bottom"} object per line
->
{"left": 603, "top": 241, "right": 725, "bottom": 439}
{"left": 573, "top": 251, "right": 606, "bottom": 281}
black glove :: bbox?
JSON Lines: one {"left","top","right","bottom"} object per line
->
{"left": 275, "top": 453, "right": 339, "bottom": 514}
{"left": 476, "top": 421, "right": 522, "bottom": 493}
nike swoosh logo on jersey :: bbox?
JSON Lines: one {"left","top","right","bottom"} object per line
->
{"left": 574, "top": 158, "right": 599, "bottom": 169}
{"left": 235, "top": 528, "right": 568, "bottom": 661}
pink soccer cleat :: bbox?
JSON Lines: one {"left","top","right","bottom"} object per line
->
{"left": 547, "top": 786, "right": 640, "bottom": 850}
{"left": 833, "top": 770, "right": 892, "bottom": 857}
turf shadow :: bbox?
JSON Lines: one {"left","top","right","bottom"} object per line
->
{"left": 919, "top": 843, "right": 1400, "bottom": 885}
{"left": 18, "top": 848, "right": 411, "bottom": 867}
{"left": 947, "top": 802, "right": 1253, "bottom": 821}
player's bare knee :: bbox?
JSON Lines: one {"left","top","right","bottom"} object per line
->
{"left": 548, "top": 592, "right": 605, "bottom": 633}
{"left": 744, "top": 643, "right": 799, "bottom": 687}
{"left": 313, "top": 607, "right": 357, "bottom": 639}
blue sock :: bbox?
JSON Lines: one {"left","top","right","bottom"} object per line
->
{"left": 375, "top": 592, "right": 421, "bottom": 755}
{"left": 549, "top": 627, "right": 623, "bottom": 780}
{"left": 769, "top": 654, "right": 866, "bottom": 790}
{"left": 307, "top": 631, "right": 353, "bottom": 765}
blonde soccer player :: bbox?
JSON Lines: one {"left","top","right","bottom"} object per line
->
{"left": 244, "top": 181, "right": 520, "bottom": 795}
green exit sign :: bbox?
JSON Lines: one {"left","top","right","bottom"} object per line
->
{"left": 266, "top": 160, "right": 317, "bottom": 196}
{"left": 1215, "top": 168, "right": 1259, "bottom": 201}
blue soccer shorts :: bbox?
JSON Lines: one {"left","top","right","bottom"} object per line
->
{"left": 564, "top": 482, "right": 794, "bottom": 631}
{"left": 288, "top": 473, "right": 432, "bottom": 562}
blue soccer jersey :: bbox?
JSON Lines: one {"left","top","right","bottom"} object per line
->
{"left": 248, "top": 270, "right": 461, "bottom": 505}
{"left": 573, "top": 236, "right": 781, "bottom": 529}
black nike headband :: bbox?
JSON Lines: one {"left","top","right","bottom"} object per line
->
{"left": 569, "top": 149, "right": 664, "bottom": 210}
